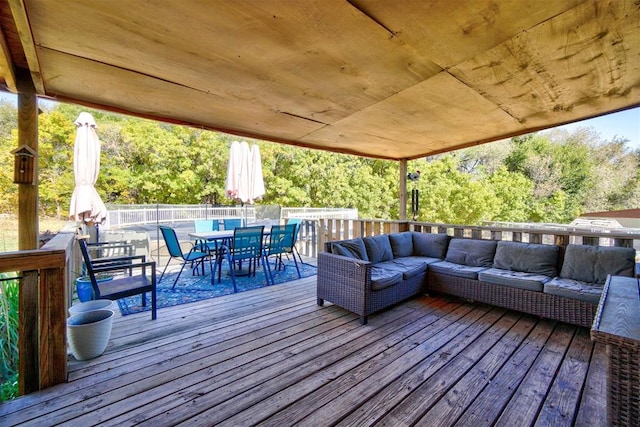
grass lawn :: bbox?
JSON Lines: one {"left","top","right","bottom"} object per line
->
{"left": 0, "top": 216, "right": 68, "bottom": 252}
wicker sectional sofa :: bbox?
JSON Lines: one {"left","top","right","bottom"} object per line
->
{"left": 317, "top": 231, "right": 636, "bottom": 327}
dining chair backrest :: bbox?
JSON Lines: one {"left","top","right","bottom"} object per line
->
{"left": 223, "top": 218, "right": 243, "bottom": 230}
{"left": 159, "top": 225, "right": 184, "bottom": 258}
{"left": 194, "top": 219, "right": 219, "bottom": 232}
{"left": 267, "top": 224, "right": 296, "bottom": 256}
{"left": 231, "top": 226, "right": 264, "bottom": 261}
{"left": 286, "top": 218, "right": 302, "bottom": 242}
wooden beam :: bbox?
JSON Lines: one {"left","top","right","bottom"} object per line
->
{"left": 8, "top": 0, "right": 44, "bottom": 94}
{"left": 0, "top": 22, "right": 17, "bottom": 92}
{"left": 17, "top": 84, "right": 38, "bottom": 250}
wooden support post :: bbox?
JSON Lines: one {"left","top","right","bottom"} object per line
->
{"left": 399, "top": 160, "right": 407, "bottom": 221}
{"left": 17, "top": 91, "right": 38, "bottom": 250}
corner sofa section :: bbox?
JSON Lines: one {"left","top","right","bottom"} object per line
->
{"left": 317, "top": 232, "right": 637, "bottom": 327}
{"left": 317, "top": 232, "right": 448, "bottom": 324}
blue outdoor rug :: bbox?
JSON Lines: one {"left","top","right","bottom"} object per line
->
{"left": 116, "top": 260, "right": 316, "bottom": 316}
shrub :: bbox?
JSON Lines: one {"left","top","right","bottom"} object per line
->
{"left": 0, "top": 274, "right": 19, "bottom": 401}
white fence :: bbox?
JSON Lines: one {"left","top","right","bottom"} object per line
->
{"left": 105, "top": 204, "right": 358, "bottom": 229}
{"left": 104, "top": 205, "right": 358, "bottom": 259}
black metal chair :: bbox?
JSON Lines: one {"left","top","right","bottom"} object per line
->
{"left": 78, "top": 237, "right": 157, "bottom": 320}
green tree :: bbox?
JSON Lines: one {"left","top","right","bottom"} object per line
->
{"left": 37, "top": 110, "right": 76, "bottom": 217}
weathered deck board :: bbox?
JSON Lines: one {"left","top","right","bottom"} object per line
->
{"left": 0, "top": 275, "right": 607, "bottom": 426}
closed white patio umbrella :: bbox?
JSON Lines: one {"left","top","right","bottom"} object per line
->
{"left": 225, "top": 141, "right": 265, "bottom": 226}
{"left": 69, "top": 112, "right": 108, "bottom": 226}
{"left": 225, "top": 141, "right": 265, "bottom": 205}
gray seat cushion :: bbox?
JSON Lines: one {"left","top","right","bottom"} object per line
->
{"left": 412, "top": 232, "right": 449, "bottom": 259}
{"left": 445, "top": 239, "right": 497, "bottom": 268}
{"left": 493, "top": 241, "right": 559, "bottom": 277}
{"left": 370, "top": 267, "right": 403, "bottom": 291}
{"left": 544, "top": 277, "right": 603, "bottom": 304}
{"left": 363, "top": 235, "right": 394, "bottom": 264}
{"left": 478, "top": 268, "right": 552, "bottom": 292}
{"left": 389, "top": 232, "right": 414, "bottom": 258}
{"left": 428, "top": 260, "right": 489, "bottom": 280}
{"left": 560, "top": 244, "right": 636, "bottom": 284}
{"left": 377, "top": 258, "right": 429, "bottom": 280}
{"left": 330, "top": 238, "right": 369, "bottom": 261}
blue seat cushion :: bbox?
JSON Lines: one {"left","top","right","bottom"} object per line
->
{"left": 370, "top": 267, "right": 403, "bottom": 291}
{"left": 478, "top": 268, "right": 552, "bottom": 292}
{"left": 412, "top": 232, "right": 449, "bottom": 259}
{"left": 363, "top": 235, "right": 394, "bottom": 264}
{"left": 445, "top": 239, "right": 497, "bottom": 268}
{"left": 560, "top": 244, "right": 636, "bottom": 284}
{"left": 330, "top": 238, "right": 369, "bottom": 261}
{"left": 493, "top": 241, "right": 559, "bottom": 277}
{"left": 428, "top": 261, "right": 489, "bottom": 280}
{"left": 389, "top": 232, "right": 414, "bottom": 258}
{"left": 544, "top": 277, "right": 603, "bottom": 304}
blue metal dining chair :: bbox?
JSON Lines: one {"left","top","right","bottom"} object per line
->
{"left": 194, "top": 219, "right": 220, "bottom": 254}
{"left": 194, "top": 219, "right": 219, "bottom": 233}
{"left": 159, "top": 225, "right": 212, "bottom": 289}
{"left": 222, "top": 218, "right": 243, "bottom": 230}
{"left": 286, "top": 218, "right": 305, "bottom": 264}
{"left": 264, "top": 223, "right": 301, "bottom": 284}
{"left": 217, "top": 225, "right": 269, "bottom": 291}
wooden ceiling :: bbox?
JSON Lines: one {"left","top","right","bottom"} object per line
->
{"left": 1, "top": 0, "right": 639, "bottom": 160}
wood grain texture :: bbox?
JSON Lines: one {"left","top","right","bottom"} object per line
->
{"left": 0, "top": 274, "right": 608, "bottom": 426}
{"left": 2, "top": 0, "right": 639, "bottom": 160}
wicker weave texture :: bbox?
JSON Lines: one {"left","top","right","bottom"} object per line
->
{"left": 317, "top": 251, "right": 425, "bottom": 320}
{"left": 426, "top": 271, "right": 596, "bottom": 328}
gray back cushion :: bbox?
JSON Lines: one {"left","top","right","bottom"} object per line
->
{"left": 412, "top": 232, "right": 450, "bottom": 259}
{"left": 389, "top": 232, "right": 414, "bottom": 258}
{"left": 445, "top": 238, "right": 497, "bottom": 267}
{"left": 493, "top": 241, "right": 559, "bottom": 277}
{"left": 363, "top": 235, "right": 394, "bottom": 264}
{"left": 331, "top": 238, "right": 369, "bottom": 261}
{"left": 560, "top": 244, "right": 636, "bottom": 284}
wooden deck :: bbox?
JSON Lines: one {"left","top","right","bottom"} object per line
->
{"left": 0, "top": 275, "right": 607, "bottom": 426}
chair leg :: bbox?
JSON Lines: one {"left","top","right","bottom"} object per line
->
{"left": 226, "top": 252, "right": 237, "bottom": 293}
{"left": 293, "top": 246, "right": 306, "bottom": 265}
{"left": 151, "top": 290, "right": 157, "bottom": 320}
{"left": 159, "top": 258, "right": 173, "bottom": 283}
{"left": 291, "top": 251, "right": 301, "bottom": 278}
{"left": 261, "top": 253, "right": 274, "bottom": 286}
{"left": 171, "top": 262, "right": 187, "bottom": 290}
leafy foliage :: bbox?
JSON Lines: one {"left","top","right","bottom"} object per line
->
{"left": 0, "top": 275, "right": 19, "bottom": 401}
{"left": 0, "top": 102, "right": 638, "bottom": 225}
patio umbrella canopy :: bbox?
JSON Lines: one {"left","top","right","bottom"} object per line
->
{"left": 225, "top": 141, "right": 265, "bottom": 205}
{"left": 69, "top": 112, "right": 108, "bottom": 225}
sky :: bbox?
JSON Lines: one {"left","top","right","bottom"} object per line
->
{"left": 1, "top": 92, "right": 639, "bottom": 150}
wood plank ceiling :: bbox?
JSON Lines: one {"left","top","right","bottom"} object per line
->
{"left": 1, "top": 0, "right": 639, "bottom": 160}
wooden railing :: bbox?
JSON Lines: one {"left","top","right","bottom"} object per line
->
{"left": 0, "top": 229, "right": 77, "bottom": 395}
{"left": 317, "top": 219, "right": 640, "bottom": 252}
{"left": 7, "top": 218, "right": 640, "bottom": 396}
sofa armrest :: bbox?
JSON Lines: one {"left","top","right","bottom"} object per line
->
{"left": 317, "top": 251, "right": 372, "bottom": 290}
